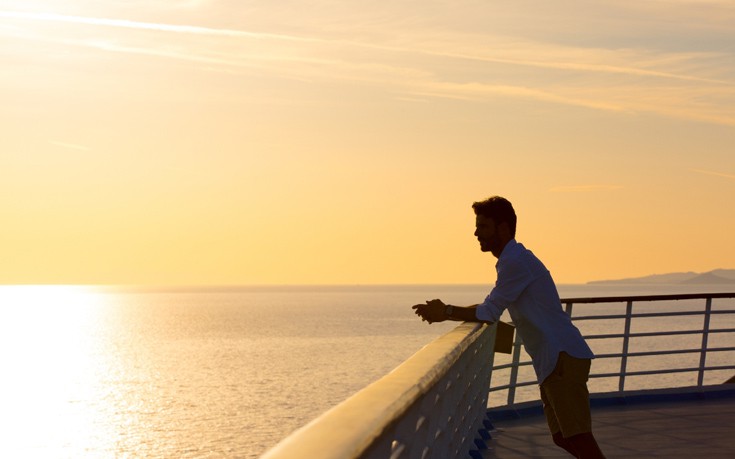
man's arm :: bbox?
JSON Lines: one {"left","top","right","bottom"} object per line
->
{"left": 412, "top": 300, "right": 491, "bottom": 324}
{"left": 445, "top": 303, "right": 480, "bottom": 322}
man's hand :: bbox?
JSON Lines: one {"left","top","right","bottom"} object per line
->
{"left": 412, "top": 298, "right": 448, "bottom": 324}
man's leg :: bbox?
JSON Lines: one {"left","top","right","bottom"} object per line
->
{"left": 540, "top": 353, "right": 606, "bottom": 458}
{"left": 540, "top": 378, "right": 578, "bottom": 457}
{"left": 567, "top": 432, "right": 606, "bottom": 459}
{"left": 552, "top": 431, "right": 578, "bottom": 457}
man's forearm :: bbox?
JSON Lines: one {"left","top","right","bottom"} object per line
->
{"left": 446, "top": 304, "right": 490, "bottom": 323}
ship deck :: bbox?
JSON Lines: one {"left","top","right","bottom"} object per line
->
{"left": 481, "top": 387, "right": 735, "bottom": 458}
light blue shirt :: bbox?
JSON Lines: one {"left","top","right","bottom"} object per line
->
{"left": 475, "top": 240, "right": 594, "bottom": 383}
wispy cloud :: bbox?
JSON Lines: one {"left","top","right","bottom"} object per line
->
{"left": 404, "top": 42, "right": 731, "bottom": 85}
{"left": 2, "top": 8, "right": 734, "bottom": 126}
{"left": 1, "top": 10, "right": 727, "bottom": 84}
{"left": 549, "top": 185, "right": 624, "bottom": 193}
{"left": 406, "top": 81, "right": 628, "bottom": 112}
{"left": 49, "top": 140, "right": 91, "bottom": 151}
{"left": 691, "top": 169, "right": 735, "bottom": 180}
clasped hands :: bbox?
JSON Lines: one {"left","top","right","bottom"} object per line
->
{"left": 412, "top": 298, "right": 448, "bottom": 324}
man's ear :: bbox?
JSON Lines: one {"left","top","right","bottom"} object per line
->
{"left": 497, "top": 221, "right": 512, "bottom": 240}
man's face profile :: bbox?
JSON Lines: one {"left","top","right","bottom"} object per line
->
{"left": 474, "top": 215, "right": 503, "bottom": 256}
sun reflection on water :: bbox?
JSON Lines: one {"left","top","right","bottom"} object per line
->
{"left": 0, "top": 285, "right": 117, "bottom": 457}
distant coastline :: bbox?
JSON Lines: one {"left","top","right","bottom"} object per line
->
{"left": 587, "top": 269, "right": 735, "bottom": 285}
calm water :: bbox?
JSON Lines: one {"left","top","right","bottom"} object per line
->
{"left": 0, "top": 284, "right": 733, "bottom": 458}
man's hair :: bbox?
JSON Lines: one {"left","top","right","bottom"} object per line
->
{"left": 472, "top": 196, "right": 517, "bottom": 237}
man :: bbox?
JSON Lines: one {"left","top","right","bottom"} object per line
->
{"left": 412, "top": 196, "right": 606, "bottom": 459}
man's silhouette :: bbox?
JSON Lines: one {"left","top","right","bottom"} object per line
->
{"left": 413, "top": 196, "right": 606, "bottom": 458}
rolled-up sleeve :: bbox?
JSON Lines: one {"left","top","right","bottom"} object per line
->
{"left": 476, "top": 294, "right": 505, "bottom": 322}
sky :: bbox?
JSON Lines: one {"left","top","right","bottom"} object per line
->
{"left": 1, "top": 0, "right": 733, "bottom": 286}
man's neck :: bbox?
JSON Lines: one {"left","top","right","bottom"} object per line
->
{"left": 492, "top": 238, "right": 515, "bottom": 259}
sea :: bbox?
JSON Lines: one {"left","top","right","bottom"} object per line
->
{"left": 1, "top": 283, "right": 733, "bottom": 458}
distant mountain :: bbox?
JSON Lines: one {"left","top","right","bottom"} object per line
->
{"left": 588, "top": 269, "right": 735, "bottom": 285}
{"left": 711, "top": 269, "right": 735, "bottom": 280}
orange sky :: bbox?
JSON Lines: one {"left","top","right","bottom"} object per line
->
{"left": 1, "top": 1, "right": 734, "bottom": 286}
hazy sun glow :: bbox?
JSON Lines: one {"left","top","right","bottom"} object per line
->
{"left": 1, "top": 1, "right": 733, "bottom": 285}
{"left": 0, "top": 285, "right": 115, "bottom": 456}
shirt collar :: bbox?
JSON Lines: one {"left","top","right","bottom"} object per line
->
{"left": 496, "top": 239, "right": 519, "bottom": 266}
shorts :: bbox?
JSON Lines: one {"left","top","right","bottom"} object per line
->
{"left": 539, "top": 352, "right": 592, "bottom": 438}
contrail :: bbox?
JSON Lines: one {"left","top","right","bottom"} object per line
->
{"left": 0, "top": 11, "right": 317, "bottom": 42}
{"left": 691, "top": 169, "right": 735, "bottom": 180}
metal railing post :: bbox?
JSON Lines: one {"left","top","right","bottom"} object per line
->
{"left": 486, "top": 324, "right": 498, "bottom": 395}
{"left": 619, "top": 300, "right": 633, "bottom": 393}
{"left": 697, "top": 297, "right": 713, "bottom": 387}
{"left": 506, "top": 333, "right": 523, "bottom": 407}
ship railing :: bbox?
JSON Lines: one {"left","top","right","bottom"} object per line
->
{"left": 261, "top": 292, "right": 735, "bottom": 459}
{"left": 491, "top": 292, "right": 735, "bottom": 409}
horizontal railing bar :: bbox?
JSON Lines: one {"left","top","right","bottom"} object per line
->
{"left": 583, "top": 334, "right": 622, "bottom": 340}
{"left": 489, "top": 384, "right": 515, "bottom": 392}
{"left": 595, "top": 346, "right": 735, "bottom": 359}
{"left": 574, "top": 311, "right": 712, "bottom": 321}
{"left": 627, "top": 329, "right": 731, "bottom": 338}
{"left": 589, "top": 365, "right": 735, "bottom": 379}
{"left": 595, "top": 348, "right": 702, "bottom": 358}
{"left": 560, "top": 292, "right": 735, "bottom": 304}
{"left": 584, "top": 329, "right": 703, "bottom": 340}
{"left": 701, "top": 365, "right": 735, "bottom": 371}
{"left": 589, "top": 372, "right": 624, "bottom": 379}
{"left": 489, "top": 380, "right": 538, "bottom": 392}
{"left": 584, "top": 327, "right": 735, "bottom": 340}
{"left": 492, "top": 361, "right": 534, "bottom": 370}
{"left": 574, "top": 311, "right": 735, "bottom": 323}
{"left": 583, "top": 333, "right": 624, "bottom": 340}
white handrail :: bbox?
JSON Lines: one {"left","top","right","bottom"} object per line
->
{"left": 260, "top": 322, "right": 498, "bottom": 459}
